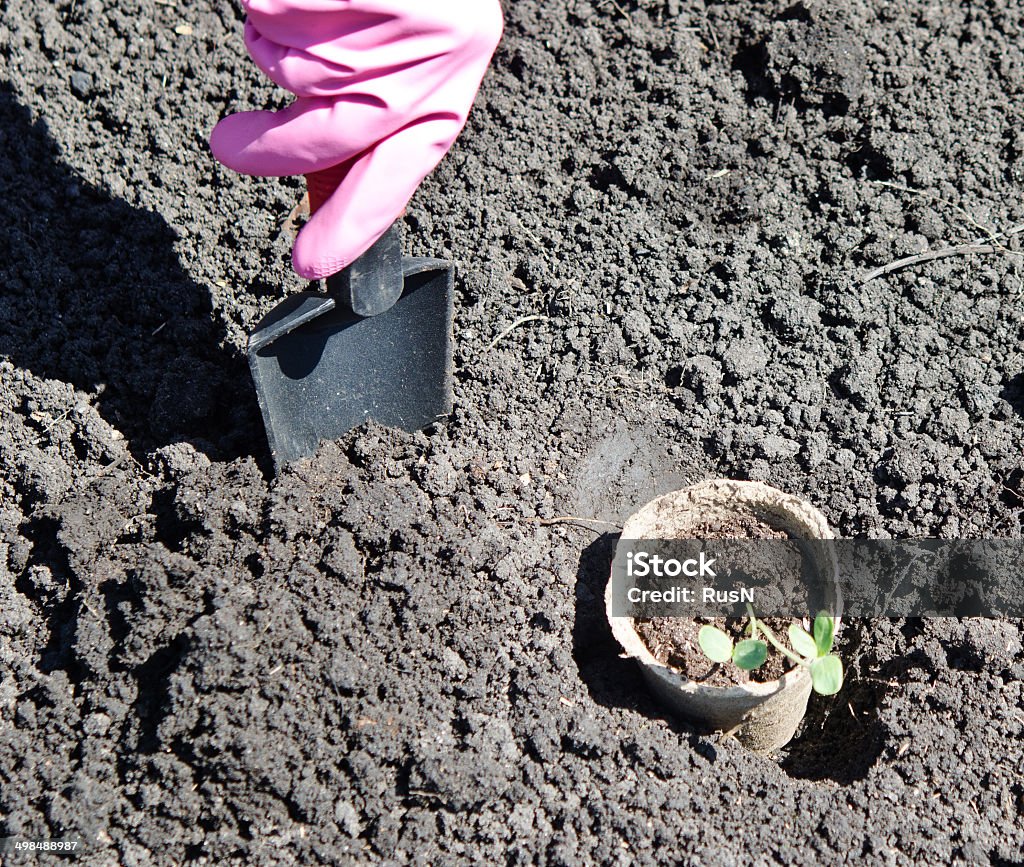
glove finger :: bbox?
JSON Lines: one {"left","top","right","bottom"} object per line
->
{"left": 292, "top": 117, "right": 461, "bottom": 279}
{"left": 242, "top": 1, "right": 504, "bottom": 99}
{"left": 243, "top": 19, "right": 355, "bottom": 98}
{"left": 210, "top": 95, "right": 401, "bottom": 178}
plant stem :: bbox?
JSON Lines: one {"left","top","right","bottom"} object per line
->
{"left": 746, "top": 604, "right": 805, "bottom": 667}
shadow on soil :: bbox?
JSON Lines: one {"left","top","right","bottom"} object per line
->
{"left": 574, "top": 536, "right": 892, "bottom": 782}
{"left": 777, "top": 628, "right": 890, "bottom": 784}
{"left": 1000, "top": 372, "right": 1024, "bottom": 419}
{"left": 571, "top": 532, "right": 642, "bottom": 712}
{"left": 572, "top": 532, "right": 715, "bottom": 753}
{"left": 0, "top": 82, "right": 262, "bottom": 463}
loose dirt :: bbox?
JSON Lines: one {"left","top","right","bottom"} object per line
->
{"left": 2, "top": 0, "right": 1024, "bottom": 863}
{"left": 633, "top": 510, "right": 796, "bottom": 685}
{"left": 636, "top": 615, "right": 797, "bottom": 685}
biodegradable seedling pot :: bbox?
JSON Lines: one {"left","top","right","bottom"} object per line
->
{"left": 605, "top": 479, "right": 838, "bottom": 753}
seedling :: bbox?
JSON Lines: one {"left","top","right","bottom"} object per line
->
{"left": 698, "top": 606, "right": 844, "bottom": 696}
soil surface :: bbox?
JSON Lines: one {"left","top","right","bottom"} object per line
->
{"left": 3, "top": 0, "right": 1024, "bottom": 864}
{"left": 633, "top": 509, "right": 796, "bottom": 685}
{"left": 635, "top": 615, "right": 798, "bottom": 685}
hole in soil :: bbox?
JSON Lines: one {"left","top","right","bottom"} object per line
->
{"left": 778, "top": 621, "right": 889, "bottom": 784}
{"left": 778, "top": 2, "right": 814, "bottom": 22}
{"left": 589, "top": 157, "right": 630, "bottom": 194}
{"left": 900, "top": 618, "right": 927, "bottom": 641}
{"left": 845, "top": 139, "right": 892, "bottom": 181}
{"left": 17, "top": 515, "right": 85, "bottom": 680}
{"left": 731, "top": 39, "right": 774, "bottom": 105}
{"left": 999, "top": 372, "right": 1024, "bottom": 418}
{"left": 99, "top": 577, "right": 136, "bottom": 648}
{"left": 148, "top": 487, "right": 191, "bottom": 553}
{"left": 988, "top": 850, "right": 1024, "bottom": 867}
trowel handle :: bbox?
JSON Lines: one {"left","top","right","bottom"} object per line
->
{"left": 304, "top": 165, "right": 405, "bottom": 318}
{"left": 305, "top": 162, "right": 351, "bottom": 215}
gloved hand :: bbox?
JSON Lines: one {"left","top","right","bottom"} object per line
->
{"left": 210, "top": 0, "right": 503, "bottom": 280}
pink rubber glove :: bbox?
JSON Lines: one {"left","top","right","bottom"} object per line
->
{"left": 210, "top": 0, "right": 503, "bottom": 280}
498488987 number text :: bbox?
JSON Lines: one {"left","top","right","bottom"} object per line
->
{"left": 0, "top": 838, "right": 83, "bottom": 854}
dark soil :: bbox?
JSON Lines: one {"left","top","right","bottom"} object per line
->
{"left": 633, "top": 509, "right": 795, "bottom": 685}
{"left": 2, "top": 0, "right": 1024, "bottom": 864}
{"left": 656, "top": 509, "right": 793, "bottom": 539}
{"left": 635, "top": 615, "right": 796, "bottom": 685}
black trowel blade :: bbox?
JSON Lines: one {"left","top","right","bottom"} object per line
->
{"left": 247, "top": 258, "right": 454, "bottom": 471}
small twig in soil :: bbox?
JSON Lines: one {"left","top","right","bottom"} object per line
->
{"left": 718, "top": 724, "right": 742, "bottom": 743}
{"left": 860, "top": 242, "right": 1023, "bottom": 284}
{"left": 515, "top": 219, "right": 544, "bottom": 250}
{"left": 597, "top": 0, "right": 631, "bottom": 25}
{"left": 84, "top": 453, "right": 131, "bottom": 486}
{"left": 485, "top": 314, "right": 549, "bottom": 351}
{"left": 31, "top": 407, "right": 73, "bottom": 443}
{"left": 407, "top": 789, "right": 445, "bottom": 802}
{"left": 703, "top": 15, "right": 721, "bottom": 53}
{"left": 859, "top": 676, "right": 902, "bottom": 687}
{"left": 81, "top": 599, "right": 103, "bottom": 621}
{"left": 861, "top": 222, "right": 1024, "bottom": 284}
{"left": 528, "top": 515, "right": 622, "bottom": 530}
{"left": 1001, "top": 483, "right": 1023, "bottom": 504}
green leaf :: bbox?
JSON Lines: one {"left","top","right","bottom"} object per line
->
{"left": 733, "top": 639, "right": 768, "bottom": 670}
{"left": 788, "top": 624, "right": 818, "bottom": 659}
{"left": 813, "top": 612, "right": 836, "bottom": 656}
{"left": 698, "top": 626, "right": 733, "bottom": 663}
{"left": 810, "top": 655, "right": 844, "bottom": 695}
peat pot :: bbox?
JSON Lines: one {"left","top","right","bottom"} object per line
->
{"left": 605, "top": 479, "right": 839, "bottom": 752}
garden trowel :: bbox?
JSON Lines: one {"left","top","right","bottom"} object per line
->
{"left": 246, "top": 219, "right": 454, "bottom": 472}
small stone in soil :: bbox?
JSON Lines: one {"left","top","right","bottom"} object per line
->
{"left": 70, "top": 71, "right": 93, "bottom": 100}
